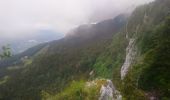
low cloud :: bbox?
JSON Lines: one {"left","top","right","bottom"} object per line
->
{"left": 0, "top": 0, "right": 154, "bottom": 38}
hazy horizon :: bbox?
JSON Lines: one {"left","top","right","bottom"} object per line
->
{"left": 0, "top": 0, "right": 154, "bottom": 39}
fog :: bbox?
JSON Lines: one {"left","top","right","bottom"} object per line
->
{"left": 0, "top": 0, "right": 154, "bottom": 38}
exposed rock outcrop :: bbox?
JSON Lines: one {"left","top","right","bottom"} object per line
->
{"left": 98, "top": 79, "right": 122, "bottom": 100}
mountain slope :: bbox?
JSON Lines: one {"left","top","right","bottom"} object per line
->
{"left": 0, "top": 30, "right": 64, "bottom": 54}
{"left": 121, "top": 0, "right": 170, "bottom": 99}
{"left": 0, "top": 0, "right": 170, "bottom": 99}
{"left": 0, "top": 43, "right": 48, "bottom": 68}
{"left": 0, "top": 14, "right": 127, "bottom": 100}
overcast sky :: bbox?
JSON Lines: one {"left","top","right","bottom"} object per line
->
{"left": 0, "top": 0, "right": 154, "bottom": 38}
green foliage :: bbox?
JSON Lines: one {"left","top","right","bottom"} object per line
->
{"left": 123, "top": 11, "right": 170, "bottom": 100}
{"left": 0, "top": 0, "right": 170, "bottom": 100}
{"left": 0, "top": 14, "right": 127, "bottom": 99}
{"left": 49, "top": 81, "right": 86, "bottom": 100}
{"left": 42, "top": 80, "right": 100, "bottom": 100}
{"left": 0, "top": 43, "right": 46, "bottom": 67}
{"left": 121, "top": 71, "right": 147, "bottom": 100}
{"left": 138, "top": 16, "right": 170, "bottom": 99}
{"left": 93, "top": 32, "right": 127, "bottom": 80}
{"left": 0, "top": 76, "right": 9, "bottom": 85}
{"left": 0, "top": 45, "right": 11, "bottom": 59}
{"left": 122, "top": 0, "right": 170, "bottom": 99}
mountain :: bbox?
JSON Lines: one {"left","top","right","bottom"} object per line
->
{"left": 0, "top": 14, "right": 127, "bottom": 100}
{"left": 0, "top": 30, "right": 64, "bottom": 54}
{"left": 0, "top": 0, "right": 170, "bottom": 100}
{"left": 0, "top": 43, "right": 48, "bottom": 68}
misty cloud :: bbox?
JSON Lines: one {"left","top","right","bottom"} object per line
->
{"left": 0, "top": 0, "right": 154, "bottom": 38}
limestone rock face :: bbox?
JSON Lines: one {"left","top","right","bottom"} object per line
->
{"left": 121, "top": 38, "right": 136, "bottom": 80}
{"left": 99, "top": 80, "right": 122, "bottom": 100}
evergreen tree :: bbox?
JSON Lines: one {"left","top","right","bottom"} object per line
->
{"left": 0, "top": 45, "right": 11, "bottom": 59}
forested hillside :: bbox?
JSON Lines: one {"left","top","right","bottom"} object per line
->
{"left": 0, "top": 0, "right": 169, "bottom": 100}
{"left": 121, "top": 0, "right": 170, "bottom": 99}
{"left": 0, "top": 14, "right": 127, "bottom": 100}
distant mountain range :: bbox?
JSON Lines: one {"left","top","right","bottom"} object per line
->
{"left": 0, "top": 30, "right": 64, "bottom": 54}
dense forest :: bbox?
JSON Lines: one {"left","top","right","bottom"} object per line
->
{"left": 0, "top": 0, "right": 170, "bottom": 100}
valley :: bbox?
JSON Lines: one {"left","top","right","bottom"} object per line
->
{"left": 0, "top": 0, "right": 170, "bottom": 100}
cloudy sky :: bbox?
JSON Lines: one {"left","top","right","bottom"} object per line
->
{"left": 0, "top": 0, "right": 154, "bottom": 38}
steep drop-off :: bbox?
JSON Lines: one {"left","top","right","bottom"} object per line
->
{"left": 0, "top": 0, "right": 170, "bottom": 100}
